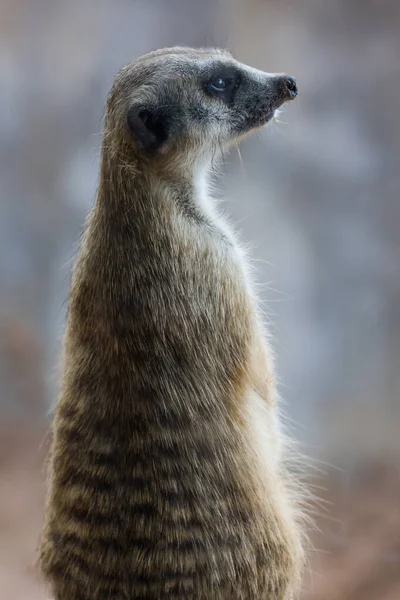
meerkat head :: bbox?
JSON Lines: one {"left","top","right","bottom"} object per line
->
{"left": 105, "top": 47, "right": 297, "bottom": 171}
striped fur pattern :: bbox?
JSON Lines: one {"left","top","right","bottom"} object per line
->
{"left": 38, "top": 47, "right": 304, "bottom": 599}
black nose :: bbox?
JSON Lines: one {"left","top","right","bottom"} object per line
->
{"left": 285, "top": 75, "right": 297, "bottom": 97}
{"left": 278, "top": 74, "right": 298, "bottom": 100}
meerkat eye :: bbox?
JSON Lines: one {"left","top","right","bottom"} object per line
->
{"left": 209, "top": 77, "right": 228, "bottom": 92}
{"left": 205, "top": 68, "right": 241, "bottom": 101}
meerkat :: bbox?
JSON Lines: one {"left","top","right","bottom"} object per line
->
{"left": 38, "top": 47, "right": 305, "bottom": 599}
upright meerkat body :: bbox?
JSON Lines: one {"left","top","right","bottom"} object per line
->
{"left": 39, "top": 47, "right": 304, "bottom": 599}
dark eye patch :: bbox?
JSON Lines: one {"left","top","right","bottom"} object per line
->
{"left": 204, "top": 66, "right": 241, "bottom": 103}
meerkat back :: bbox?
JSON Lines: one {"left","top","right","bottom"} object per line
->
{"left": 39, "top": 47, "right": 305, "bottom": 599}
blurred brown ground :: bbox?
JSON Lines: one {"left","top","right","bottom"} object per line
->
{"left": 1, "top": 421, "right": 399, "bottom": 600}
{"left": 0, "top": 422, "right": 48, "bottom": 600}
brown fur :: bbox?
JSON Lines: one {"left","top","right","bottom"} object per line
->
{"left": 38, "top": 47, "right": 304, "bottom": 599}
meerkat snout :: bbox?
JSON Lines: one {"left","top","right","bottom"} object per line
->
{"left": 282, "top": 74, "right": 298, "bottom": 98}
{"left": 109, "top": 48, "right": 297, "bottom": 160}
{"left": 271, "top": 74, "right": 298, "bottom": 102}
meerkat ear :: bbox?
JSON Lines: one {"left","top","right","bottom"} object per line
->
{"left": 127, "top": 105, "right": 169, "bottom": 152}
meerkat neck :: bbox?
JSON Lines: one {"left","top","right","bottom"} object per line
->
{"left": 98, "top": 150, "right": 219, "bottom": 231}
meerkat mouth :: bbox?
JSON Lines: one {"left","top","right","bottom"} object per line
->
{"left": 267, "top": 110, "right": 278, "bottom": 123}
{"left": 256, "top": 109, "right": 280, "bottom": 131}
{"left": 272, "top": 108, "right": 281, "bottom": 122}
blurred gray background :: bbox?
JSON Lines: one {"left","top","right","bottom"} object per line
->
{"left": 1, "top": 0, "right": 399, "bottom": 598}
